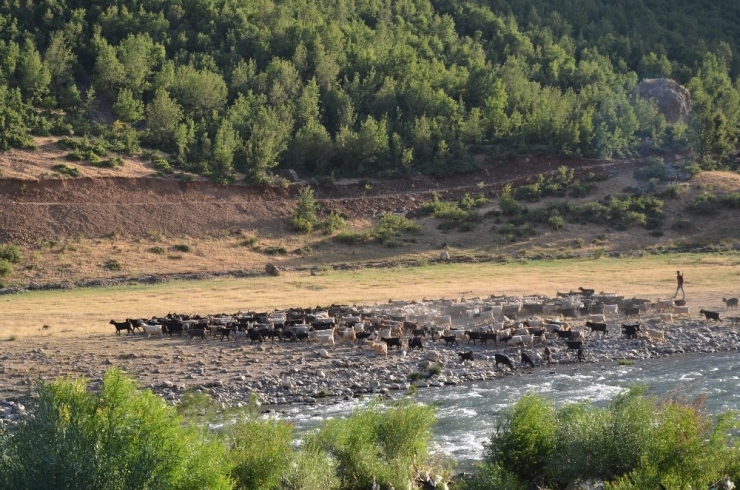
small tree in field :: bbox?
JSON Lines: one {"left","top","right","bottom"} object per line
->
{"left": 290, "top": 187, "right": 319, "bottom": 233}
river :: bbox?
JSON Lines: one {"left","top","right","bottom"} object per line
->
{"left": 279, "top": 351, "right": 740, "bottom": 469}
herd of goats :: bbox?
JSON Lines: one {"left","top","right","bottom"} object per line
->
{"left": 109, "top": 287, "right": 738, "bottom": 369}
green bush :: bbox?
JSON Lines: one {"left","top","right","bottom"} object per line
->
{"left": 289, "top": 216, "right": 313, "bottom": 234}
{"left": 308, "top": 400, "right": 436, "bottom": 490}
{"left": 428, "top": 364, "right": 442, "bottom": 376}
{"left": 485, "top": 394, "right": 557, "bottom": 482}
{"left": 173, "top": 244, "right": 191, "bottom": 253}
{"left": 0, "top": 244, "right": 22, "bottom": 264}
{"left": 323, "top": 211, "right": 346, "bottom": 234}
{"left": 51, "top": 163, "right": 81, "bottom": 177}
{"left": 373, "top": 214, "right": 421, "bottom": 243}
{"left": 263, "top": 246, "right": 287, "bottom": 256}
{"left": 671, "top": 216, "right": 692, "bottom": 230}
{"left": 498, "top": 184, "right": 522, "bottom": 216}
{"left": 458, "top": 192, "right": 489, "bottom": 210}
{"left": 150, "top": 246, "right": 165, "bottom": 254}
{"left": 152, "top": 156, "right": 174, "bottom": 174}
{"left": 334, "top": 231, "right": 370, "bottom": 245}
{"left": 458, "top": 463, "right": 524, "bottom": 490}
{"left": 282, "top": 446, "right": 340, "bottom": 490}
{"left": 104, "top": 259, "right": 122, "bottom": 271}
{"left": 686, "top": 193, "right": 718, "bottom": 214}
{"left": 0, "top": 260, "right": 12, "bottom": 278}
{"left": 239, "top": 236, "right": 259, "bottom": 247}
{"left": 634, "top": 157, "right": 668, "bottom": 181}
{"left": 721, "top": 192, "right": 740, "bottom": 208}
{"left": 656, "top": 183, "right": 687, "bottom": 199}
{"left": 0, "top": 369, "right": 232, "bottom": 490}
{"left": 478, "top": 389, "right": 740, "bottom": 489}
{"left": 226, "top": 418, "right": 295, "bottom": 490}
{"left": 290, "top": 187, "right": 319, "bottom": 233}
{"left": 90, "top": 156, "right": 124, "bottom": 169}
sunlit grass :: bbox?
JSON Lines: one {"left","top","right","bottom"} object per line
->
{"left": 0, "top": 252, "right": 737, "bottom": 339}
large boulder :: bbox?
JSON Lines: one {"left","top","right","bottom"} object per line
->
{"left": 633, "top": 78, "right": 691, "bottom": 124}
{"left": 265, "top": 263, "right": 281, "bottom": 276}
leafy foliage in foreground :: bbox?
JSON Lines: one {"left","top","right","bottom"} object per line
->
{"left": 462, "top": 388, "right": 740, "bottom": 490}
{"left": 0, "top": 369, "right": 438, "bottom": 490}
{"left": 0, "top": 369, "right": 232, "bottom": 490}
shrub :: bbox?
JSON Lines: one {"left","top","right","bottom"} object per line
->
{"left": 226, "top": 417, "right": 295, "bottom": 490}
{"left": 428, "top": 364, "right": 442, "bottom": 376}
{"left": 173, "top": 244, "right": 191, "bottom": 253}
{"left": 721, "top": 192, "right": 740, "bottom": 208}
{"left": 0, "top": 244, "right": 22, "bottom": 264}
{"left": 289, "top": 216, "right": 313, "bottom": 233}
{"left": 323, "top": 211, "right": 346, "bottom": 234}
{"left": 152, "top": 156, "right": 174, "bottom": 174}
{"left": 656, "top": 183, "right": 687, "bottom": 199}
{"left": 0, "top": 369, "right": 232, "bottom": 490}
{"left": 499, "top": 184, "right": 522, "bottom": 216}
{"left": 485, "top": 394, "right": 557, "bottom": 482}
{"left": 634, "top": 157, "right": 668, "bottom": 181}
{"left": 308, "top": 400, "right": 436, "bottom": 490}
{"left": 89, "top": 156, "right": 124, "bottom": 169}
{"left": 569, "top": 180, "right": 596, "bottom": 198}
{"left": 458, "top": 463, "right": 524, "bottom": 490}
{"left": 150, "top": 246, "right": 165, "bottom": 254}
{"left": 104, "top": 259, "right": 121, "bottom": 271}
{"left": 373, "top": 214, "right": 421, "bottom": 243}
{"left": 263, "top": 246, "right": 287, "bottom": 256}
{"left": 51, "top": 163, "right": 81, "bottom": 177}
{"left": 478, "top": 389, "right": 740, "bottom": 489}
{"left": 282, "top": 446, "right": 340, "bottom": 490}
{"left": 671, "top": 216, "right": 692, "bottom": 230}
{"left": 458, "top": 192, "right": 488, "bottom": 210}
{"left": 290, "top": 187, "right": 319, "bottom": 233}
{"left": 239, "top": 236, "right": 259, "bottom": 247}
{"left": 0, "top": 260, "right": 12, "bottom": 277}
{"left": 686, "top": 193, "right": 718, "bottom": 214}
{"left": 334, "top": 231, "right": 370, "bottom": 245}
{"left": 408, "top": 371, "right": 424, "bottom": 382}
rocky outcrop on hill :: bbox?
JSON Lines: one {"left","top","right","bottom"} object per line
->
{"left": 633, "top": 78, "right": 691, "bottom": 124}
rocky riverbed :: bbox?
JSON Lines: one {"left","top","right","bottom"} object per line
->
{"left": 1, "top": 317, "right": 738, "bottom": 426}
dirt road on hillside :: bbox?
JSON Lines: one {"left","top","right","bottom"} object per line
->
{"left": 0, "top": 157, "right": 621, "bottom": 245}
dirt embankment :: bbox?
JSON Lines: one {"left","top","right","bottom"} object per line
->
{"left": 0, "top": 156, "right": 617, "bottom": 245}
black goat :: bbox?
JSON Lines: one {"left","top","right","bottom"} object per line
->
{"left": 381, "top": 337, "right": 403, "bottom": 350}
{"left": 700, "top": 309, "right": 721, "bottom": 321}
{"left": 408, "top": 337, "right": 424, "bottom": 351}
{"left": 521, "top": 351, "right": 535, "bottom": 367}
{"left": 585, "top": 321, "right": 608, "bottom": 337}
{"left": 622, "top": 323, "right": 641, "bottom": 339}
{"left": 479, "top": 332, "right": 497, "bottom": 345}
{"left": 458, "top": 351, "right": 474, "bottom": 362}
{"left": 465, "top": 331, "right": 481, "bottom": 345}
{"left": 187, "top": 329, "right": 206, "bottom": 341}
{"left": 442, "top": 335, "right": 459, "bottom": 347}
{"left": 110, "top": 320, "right": 132, "bottom": 336}
{"left": 494, "top": 353, "right": 515, "bottom": 370}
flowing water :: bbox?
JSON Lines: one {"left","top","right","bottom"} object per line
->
{"left": 279, "top": 351, "right": 740, "bottom": 470}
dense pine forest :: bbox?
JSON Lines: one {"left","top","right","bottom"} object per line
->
{"left": 1, "top": 0, "right": 740, "bottom": 182}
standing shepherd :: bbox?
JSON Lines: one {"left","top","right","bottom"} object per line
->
{"left": 673, "top": 271, "right": 685, "bottom": 300}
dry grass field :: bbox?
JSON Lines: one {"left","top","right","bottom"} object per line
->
{"left": 2, "top": 252, "right": 738, "bottom": 340}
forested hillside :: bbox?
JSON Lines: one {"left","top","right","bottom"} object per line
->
{"left": 1, "top": 0, "right": 739, "bottom": 182}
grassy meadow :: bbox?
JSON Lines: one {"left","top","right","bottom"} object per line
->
{"left": 1, "top": 252, "right": 738, "bottom": 340}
